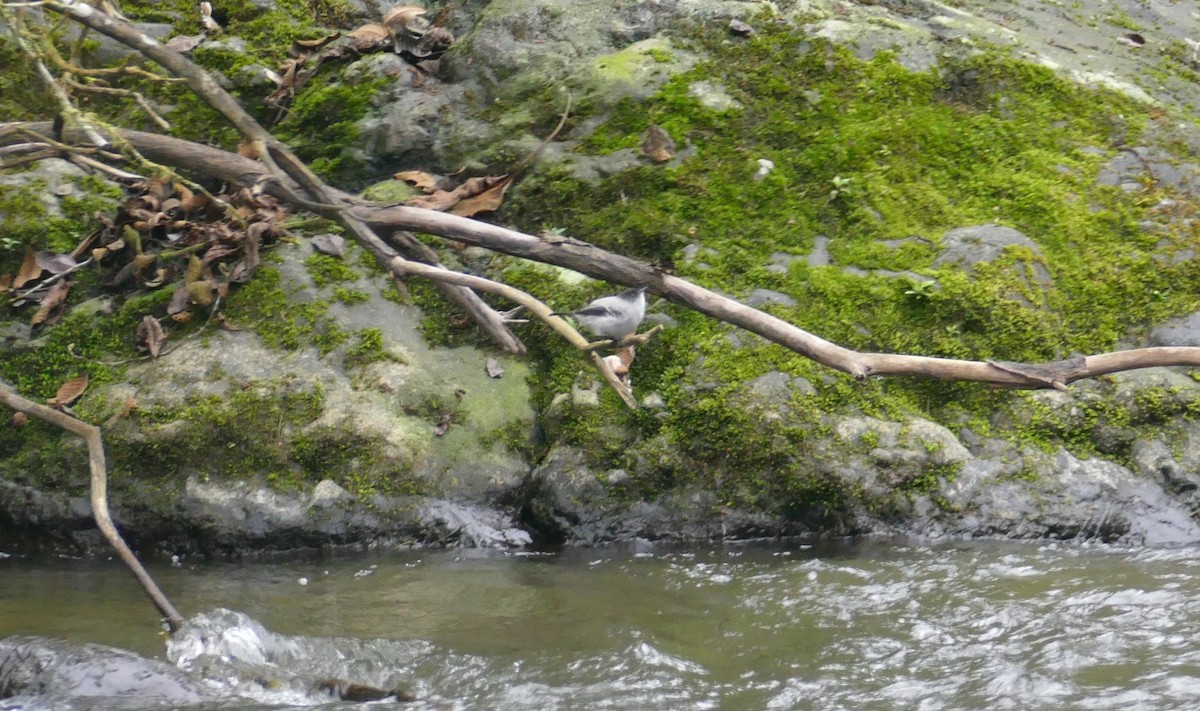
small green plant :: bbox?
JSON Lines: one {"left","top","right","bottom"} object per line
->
{"left": 904, "top": 280, "right": 938, "bottom": 300}
{"left": 829, "top": 175, "right": 854, "bottom": 200}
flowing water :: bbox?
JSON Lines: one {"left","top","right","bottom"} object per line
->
{"left": 4, "top": 540, "right": 1200, "bottom": 710}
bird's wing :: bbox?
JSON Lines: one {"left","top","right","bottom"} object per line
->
{"left": 571, "top": 303, "right": 619, "bottom": 317}
{"left": 573, "top": 299, "right": 621, "bottom": 318}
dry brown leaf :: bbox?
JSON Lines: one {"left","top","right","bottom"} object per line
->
{"left": 31, "top": 280, "right": 70, "bottom": 327}
{"left": 180, "top": 186, "right": 209, "bottom": 213}
{"left": 728, "top": 19, "right": 755, "bottom": 36}
{"left": 119, "top": 396, "right": 139, "bottom": 418}
{"left": 132, "top": 252, "right": 157, "bottom": 273}
{"left": 14, "top": 248, "right": 41, "bottom": 289}
{"left": 394, "top": 170, "right": 442, "bottom": 193}
{"left": 69, "top": 228, "right": 101, "bottom": 261}
{"left": 433, "top": 412, "right": 453, "bottom": 436}
{"left": 382, "top": 5, "right": 427, "bottom": 29}
{"left": 147, "top": 175, "right": 169, "bottom": 201}
{"left": 347, "top": 22, "right": 391, "bottom": 47}
{"left": 217, "top": 313, "right": 243, "bottom": 331}
{"left": 164, "top": 34, "right": 205, "bottom": 52}
{"left": 186, "top": 279, "right": 216, "bottom": 306}
{"left": 167, "top": 286, "right": 191, "bottom": 315}
{"left": 10, "top": 411, "right": 27, "bottom": 428}
{"left": 136, "top": 314, "right": 167, "bottom": 358}
{"left": 0, "top": 274, "right": 11, "bottom": 293}
{"left": 641, "top": 125, "right": 675, "bottom": 163}
{"left": 294, "top": 33, "right": 339, "bottom": 49}
{"left": 311, "top": 233, "right": 346, "bottom": 257}
{"left": 237, "top": 141, "right": 261, "bottom": 160}
{"left": 185, "top": 254, "right": 204, "bottom": 284}
{"left": 51, "top": 374, "right": 89, "bottom": 408}
{"left": 144, "top": 267, "right": 169, "bottom": 289}
{"left": 170, "top": 310, "right": 193, "bottom": 323}
{"left": 448, "top": 175, "right": 513, "bottom": 217}
{"left": 91, "top": 247, "right": 110, "bottom": 264}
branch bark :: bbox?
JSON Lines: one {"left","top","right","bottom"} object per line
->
{"left": 0, "top": 383, "right": 185, "bottom": 633}
{"left": 6, "top": 121, "right": 1200, "bottom": 390}
{"left": 27, "top": 0, "right": 526, "bottom": 356}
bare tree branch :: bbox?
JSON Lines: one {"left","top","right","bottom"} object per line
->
{"left": 0, "top": 383, "right": 185, "bottom": 632}
{"left": 6, "top": 121, "right": 1199, "bottom": 390}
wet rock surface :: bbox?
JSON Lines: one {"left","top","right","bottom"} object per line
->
{"left": 0, "top": 636, "right": 214, "bottom": 706}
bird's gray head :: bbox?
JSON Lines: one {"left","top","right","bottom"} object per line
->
{"left": 620, "top": 286, "right": 648, "bottom": 301}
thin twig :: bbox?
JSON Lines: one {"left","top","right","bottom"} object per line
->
{"left": 11, "top": 257, "right": 93, "bottom": 304}
{"left": 61, "top": 75, "right": 172, "bottom": 130}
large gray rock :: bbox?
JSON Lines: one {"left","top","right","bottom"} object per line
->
{"left": 0, "top": 636, "right": 213, "bottom": 706}
{"left": 933, "top": 447, "right": 1200, "bottom": 545}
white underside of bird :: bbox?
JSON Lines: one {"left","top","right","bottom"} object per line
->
{"left": 555, "top": 286, "right": 647, "bottom": 339}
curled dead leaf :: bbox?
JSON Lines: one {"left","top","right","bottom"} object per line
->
{"left": 146, "top": 175, "right": 169, "bottom": 201}
{"left": 136, "top": 314, "right": 167, "bottom": 358}
{"left": 132, "top": 252, "right": 157, "bottom": 274}
{"left": 394, "top": 170, "right": 443, "bottom": 193}
{"left": 31, "top": 280, "right": 70, "bottom": 328}
{"left": 184, "top": 254, "right": 204, "bottom": 284}
{"left": 433, "top": 412, "right": 453, "bottom": 436}
{"left": 728, "top": 18, "right": 755, "bottom": 36}
{"left": 179, "top": 186, "right": 209, "bottom": 213}
{"left": 143, "top": 267, "right": 169, "bottom": 289}
{"left": 409, "top": 26, "right": 454, "bottom": 58}
{"left": 10, "top": 411, "right": 27, "bottom": 428}
{"left": 237, "top": 141, "right": 261, "bottom": 160}
{"left": 382, "top": 5, "right": 427, "bottom": 31}
{"left": 294, "top": 33, "right": 340, "bottom": 49}
{"left": 407, "top": 175, "right": 513, "bottom": 217}
{"left": 186, "top": 279, "right": 217, "bottom": 306}
{"left": 347, "top": 22, "right": 392, "bottom": 50}
{"left": 50, "top": 374, "right": 90, "bottom": 408}
{"left": 311, "top": 233, "right": 347, "bottom": 257}
{"left": 167, "top": 285, "right": 191, "bottom": 315}
{"left": 14, "top": 248, "right": 41, "bottom": 289}
{"left": 448, "top": 176, "right": 513, "bottom": 217}
{"left": 165, "top": 33, "right": 205, "bottom": 52}
{"left": 641, "top": 125, "right": 675, "bottom": 163}
{"left": 120, "top": 396, "right": 139, "bottom": 418}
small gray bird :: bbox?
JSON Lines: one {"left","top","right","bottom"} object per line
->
{"left": 553, "top": 286, "right": 648, "bottom": 339}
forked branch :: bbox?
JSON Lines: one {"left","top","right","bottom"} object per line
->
{"left": 0, "top": 383, "right": 185, "bottom": 633}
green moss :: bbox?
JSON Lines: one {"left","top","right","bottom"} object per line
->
{"left": 305, "top": 252, "right": 360, "bottom": 287}
{"left": 291, "top": 428, "right": 422, "bottom": 496}
{"left": 0, "top": 288, "right": 176, "bottom": 399}
{"left": 114, "top": 381, "right": 328, "bottom": 487}
{"left": 344, "top": 327, "right": 404, "bottom": 368}
{"left": 222, "top": 265, "right": 348, "bottom": 354}
{"left": 332, "top": 287, "right": 370, "bottom": 305}
{"left": 499, "top": 21, "right": 1187, "bottom": 503}
{"left": 0, "top": 37, "right": 56, "bottom": 121}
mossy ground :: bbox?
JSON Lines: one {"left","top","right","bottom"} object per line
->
{"left": 498, "top": 22, "right": 1200, "bottom": 514}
